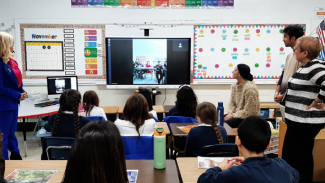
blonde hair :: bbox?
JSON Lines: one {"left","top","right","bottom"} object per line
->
{"left": 297, "top": 36, "right": 322, "bottom": 60}
{"left": 0, "top": 32, "right": 13, "bottom": 64}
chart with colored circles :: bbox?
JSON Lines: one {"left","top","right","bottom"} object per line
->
{"left": 193, "top": 24, "right": 306, "bottom": 80}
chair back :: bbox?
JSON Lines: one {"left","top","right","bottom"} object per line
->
{"left": 153, "top": 117, "right": 160, "bottom": 122}
{"left": 200, "top": 144, "right": 239, "bottom": 157}
{"left": 163, "top": 116, "right": 198, "bottom": 130}
{"left": 122, "top": 136, "right": 154, "bottom": 160}
{"left": 41, "top": 137, "right": 75, "bottom": 160}
{"left": 85, "top": 116, "right": 106, "bottom": 121}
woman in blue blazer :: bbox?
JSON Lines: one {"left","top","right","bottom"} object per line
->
{"left": 0, "top": 32, "right": 26, "bottom": 160}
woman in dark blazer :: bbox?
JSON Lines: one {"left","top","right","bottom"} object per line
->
{"left": 0, "top": 32, "right": 26, "bottom": 160}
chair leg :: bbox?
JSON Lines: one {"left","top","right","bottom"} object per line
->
{"left": 170, "top": 141, "right": 174, "bottom": 159}
{"left": 33, "top": 116, "right": 41, "bottom": 135}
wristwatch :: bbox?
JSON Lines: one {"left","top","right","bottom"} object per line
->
{"left": 315, "top": 100, "right": 322, "bottom": 105}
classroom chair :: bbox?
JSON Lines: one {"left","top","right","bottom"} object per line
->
{"left": 85, "top": 116, "right": 106, "bottom": 121}
{"left": 200, "top": 144, "right": 239, "bottom": 157}
{"left": 122, "top": 136, "right": 154, "bottom": 160}
{"left": 41, "top": 137, "right": 75, "bottom": 160}
{"left": 163, "top": 116, "right": 198, "bottom": 131}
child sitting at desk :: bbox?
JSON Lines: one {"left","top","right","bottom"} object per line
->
{"left": 184, "top": 102, "right": 227, "bottom": 157}
{"left": 82, "top": 90, "right": 107, "bottom": 120}
{"left": 63, "top": 121, "right": 129, "bottom": 183}
{"left": 44, "top": 89, "right": 90, "bottom": 137}
{"left": 115, "top": 93, "right": 157, "bottom": 136}
{"left": 138, "top": 88, "right": 157, "bottom": 119}
{"left": 198, "top": 116, "right": 299, "bottom": 183}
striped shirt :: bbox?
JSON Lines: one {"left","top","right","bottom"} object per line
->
{"left": 285, "top": 59, "right": 325, "bottom": 124}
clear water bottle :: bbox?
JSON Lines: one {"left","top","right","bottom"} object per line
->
{"left": 154, "top": 128, "right": 166, "bottom": 169}
{"left": 217, "top": 102, "right": 224, "bottom": 126}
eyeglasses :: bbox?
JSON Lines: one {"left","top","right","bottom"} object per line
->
{"left": 293, "top": 47, "right": 302, "bottom": 52}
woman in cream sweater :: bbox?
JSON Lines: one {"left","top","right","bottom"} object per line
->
{"left": 225, "top": 64, "right": 260, "bottom": 128}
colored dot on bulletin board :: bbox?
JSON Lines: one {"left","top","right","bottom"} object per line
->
{"left": 267, "top": 29, "right": 271, "bottom": 34}
{"left": 222, "top": 48, "right": 226, "bottom": 52}
{"left": 266, "top": 47, "right": 271, "bottom": 52}
{"left": 256, "top": 48, "right": 260, "bottom": 52}
{"left": 280, "top": 47, "right": 284, "bottom": 52}
{"left": 266, "top": 63, "right": 271, "bottom": 68}
{"left": 245, "top": 48, "right": 249, "bottom": 52}
{"left": 245, "top": 29, "right": 250, "bottom": 33}
{"left": 215, "top": 64, "right": 219, "bottom": 68}
{"left": 255, "top": 63, "right": 259, "bottom": 68}
{"left": 229, "top": 63, "right": 233, "bottom": 67}
{"left": 211, "top": 29, "right": 215, "bottom": 34}
{"left": 256, "top": 29, "right": 261, "bottom": 33}
{"left": 200, "top": 29, "right": 204, "bottom": 34}
{"left": 211, "top": 48, "right": 215, "bottom": 52}
{"left": 198, "top": 64, "right": 203, "bottom": 69}
{"left": 233, "top": 48, "right": 237, "bottom": 52}
{"left": 199, "top": 48, "right": 203, "bottom": 52}
{"left": 279, "top": 29, "right": 284, "bottom": 33}
{"left": 222, "top": 29, "right": 227, "bottom": 34}
{"left": 234, "top": 30, "right": 238, "bottom": 34}
{"left": 281, "top": 64, "right": 285, "bottom": 68}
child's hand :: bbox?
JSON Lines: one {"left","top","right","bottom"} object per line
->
{"left": 230, "top": 157, "right": 244, "bottom": 164}
{"left": 217, "top": 158, "right": 241, "bottom": 172}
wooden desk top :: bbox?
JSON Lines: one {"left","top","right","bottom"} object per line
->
{"left": 163, "top": 105, "right": 175, "bottom": 113}
{"left": 99, "top": 106, "right": 119, "bottom": 114}
{"left": 176, "top": 157, "right": 206, "bottom": 183}
{"left": 153, "top": 106, "right": 165, "bottom": 113}
{"left": 118, "top": 106, "right": 125, "bottom": 113}
{"left": 156, "top": 122, "right": 170, "bottom": 135}
{"left": 5, "top": 160, "right": 179, "bottom": 183}
{"left": 170, "top": 123, "right": 237, "bottom": 137}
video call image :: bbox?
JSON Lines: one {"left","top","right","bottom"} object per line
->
{"left": 55, "top": 79, "right": 65, "bottom": 93}
{"left": 133, "top": 39, "right": 167, "bottom": 84}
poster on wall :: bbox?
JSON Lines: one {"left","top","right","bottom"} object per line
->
{"left": 0, "top": 19, "right": 16, "bottom": 60}
{"left": 21, "top": 25, "right": 105, "bottom": 79}
{"left": 193, "top": 24, "right": 306, "bottom": 81}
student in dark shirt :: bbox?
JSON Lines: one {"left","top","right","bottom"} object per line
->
{"left": 168, "top": 85, "right": 197, "bottom": 118}
{"left": 198, "top": 116, "right": 300, "bottom": 183}
{"left": 184, "top": 102, "right": 227, "bottom": 157}
{"left": 44, "top": 89, "right": 90, "bottom": 138}
{"left": 63, "top": 121, "right": 129, "bottom": 183}
{"left": 155, "top": 61, "right": 164, "bottom": 84}
{"left": 163, "top": 60, "right": 167, "bottom": 84}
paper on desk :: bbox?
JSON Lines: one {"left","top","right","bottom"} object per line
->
{"left": 198, "top": 156, "right": 226, "bottom": 169}
{"left": 127, "top": 170, "right": 138, "bottom": 183}
{"left": 5, "top": 169, "right": 58, "bottom": 183}
{"left": 176, "top": 125, "right": 197, "bottom": 134}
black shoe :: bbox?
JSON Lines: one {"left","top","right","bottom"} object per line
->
{"left": 10, "top": 152, "right": 22, "bottom": 160}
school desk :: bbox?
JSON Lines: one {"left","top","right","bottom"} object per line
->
{"left": 99, "top": 106, "right": 119, "bottom": 114}
{"left": 278, "top": 121, "right": 325, "bottom": 182}
{"left": 5, "top": 160, "right": 179, "bottom": 183}
{"left": 170, "top": 123, "right": 237, "bottom": 137}
{"left": 177, "top": 157, "right": 208, "bottom": 183}
{"left": 18, "top": 99, "right": 59, "bottom": 157}
{"left": 118, "top": 105, "right": 165, "bottom": 114}
{"left": 156, "top": 122, "right": 170, "bottom": 135}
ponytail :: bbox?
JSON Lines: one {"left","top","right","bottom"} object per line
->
{"left": 212, "top": 122, "right": 223, "bottom": 144}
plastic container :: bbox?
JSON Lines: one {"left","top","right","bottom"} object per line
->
{"left": 217, "top": 102, "right": 224, "bottom": 126}
{"left": 154, "top": 128, "right": 166, "bottom": 169}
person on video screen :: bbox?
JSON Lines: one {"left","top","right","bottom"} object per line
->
{"left": 155, "top": 61, "right": 164, "bottom": 84}
{"left": 163, "top": 61, "right": 167, "bottom": 84}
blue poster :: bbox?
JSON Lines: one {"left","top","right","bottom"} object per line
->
{"left": 85, "top": 42, "right": 97, "bottom": 47}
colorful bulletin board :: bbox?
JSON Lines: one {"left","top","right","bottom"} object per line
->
{"left": 20, "top": 24, "right": 105, "bottom": 79}
{"left": 193, "top": 24, "right": 306, "bottom": 82}
{"left": 71, "top": 0, "right": 233, "bottom": 8}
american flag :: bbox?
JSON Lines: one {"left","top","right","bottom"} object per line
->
{"left": 317, "top": 20, "right": 325, "bottom": 59}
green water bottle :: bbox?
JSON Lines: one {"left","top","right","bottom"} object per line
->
{"left": 154, "top": 128, "right": 166, "bottom": 169}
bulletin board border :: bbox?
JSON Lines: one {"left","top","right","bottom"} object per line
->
{"left": 20, "top": 24, "right": 106, "bottom": 79}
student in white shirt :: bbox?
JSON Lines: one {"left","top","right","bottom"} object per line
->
{"left": 82, "top": 90, "right": 107, "bottom": 120}
{"left": 115, "top": 93, "right": 157, "bottom": 136}
{"left": 138, "top": 88, "right": 157, "bottom": 119}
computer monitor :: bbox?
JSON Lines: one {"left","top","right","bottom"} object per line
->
{"left": 106, "top": 37, "right": 191, "bottom": 89}
{"left": 47, "top": 76, "right": 78, "bottom": 95}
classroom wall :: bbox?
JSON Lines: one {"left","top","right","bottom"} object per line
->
{"left": 1, "top": 0, "right": 324, "bottom": 110}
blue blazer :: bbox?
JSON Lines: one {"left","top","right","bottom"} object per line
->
{"left": 0, "top": 58, "right": 25, "bottom": 111}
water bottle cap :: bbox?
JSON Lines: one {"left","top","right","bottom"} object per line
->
{"left": 154, "top": 128, "right": 166, "bottom": 136}
{"left": 218, "top": 102, "right": 223, "bottom": 107}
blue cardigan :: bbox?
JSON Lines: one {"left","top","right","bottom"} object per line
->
{"left": 184, "top": 125, "right": 228, "bottom": 157}
{"left": 198, "top": 156, "right": 300, "bottom": 183}
{"left": 0, "top": 58, "right": 25, "bottom": 111}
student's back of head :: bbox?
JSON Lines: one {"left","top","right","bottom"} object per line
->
{"left": 63, "top": 121, "right": 128, "bottom": 183}
{"left": 176, "top": 85, "right": 197, "bottom": 118}
{"left": 52, "top": 89, "right": 81, "bottom": 137}
{"left": 238, "top": 116, "right": 271, "bottom": 153}
{"left": 82, "top": 90, "right": 100, "bottom": 116}
{"left": 121, "top": 93, "right": 152, "bottom": 136}
{"left": 138, "top": 89, "right": 153, "bottom": 111}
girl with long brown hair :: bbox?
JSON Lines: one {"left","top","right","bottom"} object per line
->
{"left": 44, "top": 89, "right": 90, "bottom": 137}
{"left": 115, "top": 93, "right": 157, "bottom": 137}
{"left": 82, "top": 90, "right": 107, "bottom": 120}
{"left": 184, "top": 102, "right": 228, "bottom": 157}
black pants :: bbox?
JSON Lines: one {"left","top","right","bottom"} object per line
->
{"left": 225, "top": 118, "right": 243, "bottom": 128}
{"left": 282, "top": 120, "right": 325, "bottom": 183}
{"left": 156, "top": 72, "right": 163, "bottom": 84}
